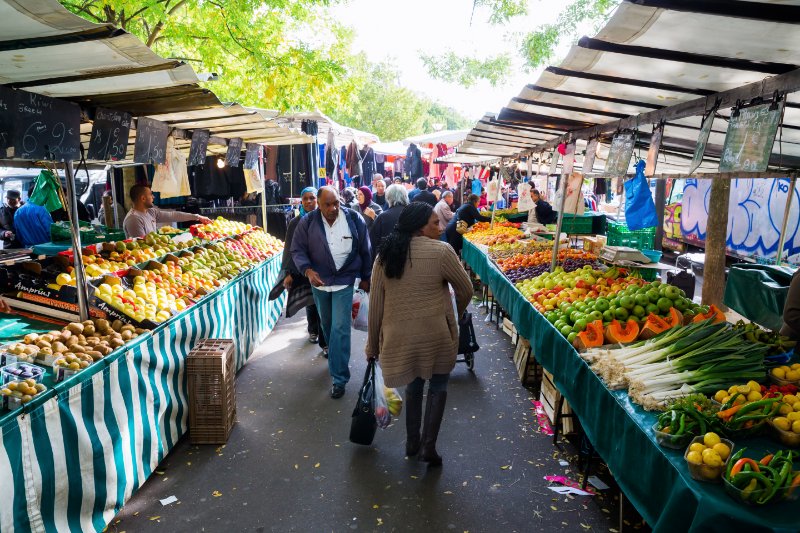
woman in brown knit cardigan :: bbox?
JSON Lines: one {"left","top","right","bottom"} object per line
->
{"left": 365, "top": 202, "right": 473, "bottom": 466}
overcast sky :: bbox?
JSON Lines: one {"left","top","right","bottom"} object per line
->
{"left": 330, "top": 0, "right": 587, "bottom": 121}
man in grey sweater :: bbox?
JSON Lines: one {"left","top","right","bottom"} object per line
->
{"left": 123, "top": 185, "right": 210, "bottom": 238}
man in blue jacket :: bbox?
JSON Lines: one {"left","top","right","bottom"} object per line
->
{"left": 291, "top": 186, "right": 372, "bottom": 399}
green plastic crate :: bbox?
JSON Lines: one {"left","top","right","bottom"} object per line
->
{"left": 607, "top": 221, "right": 655, "bottom": 250}
{"left": 561, "top": 214, "right": 594, "bottom": 235}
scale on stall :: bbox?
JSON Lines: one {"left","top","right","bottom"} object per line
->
{"left": 599, "top": 245, "right": 653, "bottom": 265}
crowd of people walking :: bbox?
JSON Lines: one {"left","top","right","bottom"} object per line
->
{"left": 281, "top": 175, "right": 480, "bottom": 466}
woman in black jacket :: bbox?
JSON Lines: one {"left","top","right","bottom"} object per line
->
{"left": 444, "top": 194, "right": 491, "bottom": 254}
{"left": 281, "top": 187, "right": 327, "bottom": 354}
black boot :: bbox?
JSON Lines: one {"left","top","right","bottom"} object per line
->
{"left": 404, "top": 385, "right": 423, "bottom": 456}
{"left": 420, "top": 391, "right": 447, "bottom": 467}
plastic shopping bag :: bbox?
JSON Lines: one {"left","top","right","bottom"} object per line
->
{"left": 352, "top": 289, "right": 369, "bottom": 332}
{"left": 374, "top": 363, "right": 403, "bottom": 429}
{"left": 624, "top": 160, "right": 658, "bottom": 230}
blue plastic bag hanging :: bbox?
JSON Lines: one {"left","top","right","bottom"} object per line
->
{"left": 624, "top": 160, "right": 658, "bottom": 230}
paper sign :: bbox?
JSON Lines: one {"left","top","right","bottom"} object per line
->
{"left": 545, "top": 475, "right": 596, "bottom": 496}
{"left": 583, "top": 138, "right": 598, "bottom": 173}
{"left": 554, "top": 172, "right": 585, "bottom": 216}
{"left": 562, "top": 142, "right": 576, "bottom": 175}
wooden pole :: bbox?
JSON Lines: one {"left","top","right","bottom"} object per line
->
{"left": 776, "top": 175, "right": 797, "bottom": 266}
{"left": 701, "top": 178, "right": 731, "bottom": 307}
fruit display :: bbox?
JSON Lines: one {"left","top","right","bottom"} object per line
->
{"left": 479, "top": 208, "right": 518, "bottom": 217}
{"left": 94, "top": 278, "right": 178, "bottom": 324}
{"left": 733, "top": 321, "right": 797, "bottom": 356}
{"left": 723, "top": 449, "right": 799, "bottom": 504}
{"left": 191, "top": 217, "right": 253, "bottom": 240}
{"left": 1, "top": 362, "right": 44, "bottom": 383}
{"left": 463, "top": 225, "right": 523, "bottom": 245}
{"left": 237, "top": 231, "right": 283, "bottom": 258}
{"left": 771, "top": 363, "right": 800, "bottom": 385}
{"left": 497, "top": 249, "right": 597, "bottom": 272}
{"left": 655, "top": 394, "right": 721, "bottom": 448}
{"left": 684, "top": 432, "right": 732, "bottom": 482}
{"left": 1, "top": 378, "right": 46, "bottom": 406}
{"left": 488, "top": 239, "right": 556, "bottom": 259}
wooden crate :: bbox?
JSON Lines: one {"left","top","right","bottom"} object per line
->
{"left": 512, "top": 338, "right": 540, "bottom": 385}
{"left": 187, "top": 339, "right": 236, "bottom": 444}
{"left": 541, "top": 369, "right": 575, "bottom": 434}
{"left": 502, "top": 317, "right": 516, "bottom": 339}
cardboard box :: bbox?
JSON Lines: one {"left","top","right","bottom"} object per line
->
{"left": 541, "top": 369, "right": 575, "bottom": 434}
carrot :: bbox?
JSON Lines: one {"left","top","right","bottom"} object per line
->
{"left": 717, "top": 403, "right": 743, "bottom": 420}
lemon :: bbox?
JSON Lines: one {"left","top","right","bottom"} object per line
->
{"left": 774, "top": 417, "right": 791, "bottom": 431}
{"left": 747, "top": 391, "right": 763, "bottom": 402}
{"left": 734, "top": 395, "right": 746, "bottom": 405}
{"left": 737, "top": 385, "right": 751, "bottom": 394}
{"left": 793, "top": 420, "right": 800, "bottom": 434}
{"left": 712, "top": 443, "right": 731, "bottom": 461}
{"left": 702, "top": 448, "right": 723, "bottom": 467}
{"left": 686, "top": 450, "right": 703, "bottom": 465}
{"left": 792, "top": 363, "right": 800, "bottom": 371}
{"left": 786, "top": 370, "right": 800, "bottom": 381}
{"left": 784, "top": 394, "right": 798, "bottom": 405}
{"left": 700, "top": 464, "right": 721, "bottom": 480}
{"left": 773, "top": 367, "right": 787, "bottom": 379}
{"left": 747, "top": 380, "right": 761, "bottom": 393}
{"left": 722, "top": 396, "right": 731, "bottom": 405}
{"left": 787, "top": 412, "right": 800, "bottom": 422}
{"left": 728, "top": 385, "right": 739, "bottom": 395}
{"left": 714, "top": 390, "right": 727, "bottom": 403}
{"left": 689, "top": 442, "right": 706, "bottom": 453}
{"left": 780, "top": 403, "right": 794, "bottom": 416}
{"left": 793, "top": 401, "right": 800, "bottom": 412}
{"left": 703, "top": 432, "right": 721, "bottom": 447}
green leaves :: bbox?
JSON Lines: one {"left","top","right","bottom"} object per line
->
{"left": 420, "top": 52, "right": 512, "bottom": 89}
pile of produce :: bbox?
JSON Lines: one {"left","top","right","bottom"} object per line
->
{"left": 191, "top": 217, "right": 253, "bottom": 240}
{"left": 733, "top": 320, "right": 797, "bottom": 356}
{"left": 479, "top": 208, "right": 518, "bottom": 217}
{"left": 656, "top": 394, "right": 721, "bottom": 444}
{"left": 771, "top": 363, "right": 800, "bottom": 384}
{"left": 497, "top": 249, "right": 596, "bottom": 272}
{"left": 463, "top": 225, "right": 523, "bottom": 245}
{"left": 584, "top": 321, "right": 768, "bottom": 410}
{"left": 723, "top": 449, "right": 799, "bottom": 504}
{"left": 685, "top": 432, "right": 732, "bottom": 480}
{"left": 488, "top": 239, "right": 555, "bottom": 259}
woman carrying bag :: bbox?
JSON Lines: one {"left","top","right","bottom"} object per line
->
{"left": 365, "top": 202, "right": 473, "bottom": 466}
{"left": 276, "top": 187, "right": 328, "bottom": 355}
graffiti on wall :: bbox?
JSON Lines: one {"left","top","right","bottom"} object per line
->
{"left": 679, "top": 178, "right": 800, "bottom": 262}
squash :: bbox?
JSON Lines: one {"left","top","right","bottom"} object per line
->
{"left": 639, "top": 314, "right": 671, "bottom": 340}
{"left": 692, "top": 304, "right": 726, "bottom": 324}
{"left": 574, "top": 320, "right": 605, "bottom": 351}
{"left": 663, "top": 307, "right": 684, "bottom": 329}
{"left": 604, "top": 319, "right": 640, "bottom": 344}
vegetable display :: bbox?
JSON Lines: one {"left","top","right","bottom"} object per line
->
{"left": 724, "top": 449, "right": 799, "bottom": 504}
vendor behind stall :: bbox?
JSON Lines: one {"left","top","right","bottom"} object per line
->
{"left": 527, "top": 189, "right": 558, "bottom": 225}
{"left": 123, "top": 185, "right": 211, "bottom": 239}
{"left": 0, "top": 190, "right": 22, "bottom": 248}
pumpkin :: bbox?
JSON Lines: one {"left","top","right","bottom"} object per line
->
{"left": 692, "top": 304, "right": 726, "bottom": 324}
{"left": 604, "top": 319, "right": 640, "bottom": 344}
{"left": 638, "top": 314, "right": 671, "bottom": 340}
{"left": 662, "top": 307, "right": 684, "bottom": 329}
{"left": 574, "top": 319, "right": 605, "bottom": 351}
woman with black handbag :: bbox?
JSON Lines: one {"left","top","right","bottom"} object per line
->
{"left": 366, "top": 202, "right": 473, "bottom": 466}
{"left": 275, "top": 187, "right": 327, "bottom": 355}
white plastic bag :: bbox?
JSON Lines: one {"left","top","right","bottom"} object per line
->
{"left": 374, "top": 363, "right": 402, "bottom": 429}
{"left": 352, "top": 289, "right": 369, "bottom": 331}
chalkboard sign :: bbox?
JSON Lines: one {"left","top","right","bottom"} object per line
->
{"left": 583, "top": 138, "right": 598, "bottom": 173}
{"left": 244, "top": 143, "right": 260, "bottom": 169}
{"left": 14, "top": 89, "right": 81, "bottom": 161}
{"left": 645, "top": 123, "right": 664, "bottom": 177}
{"left": 188, "top": 129, "right": 210, "bottom": 166}
{"left": 604, "top": 131, "right": 635, "bottom": 178}
{"left": 87, "top": 107, "right": 131, "bottom": 161}
{"left": 226, "top": 137, "right": 243, "bottom": 167}
{"left": 690, "top": 109, "right": 715, "bottom": 175}
{"left": 719, "top": 101, "right": 784, "bottom": 173}
{"left": 0, "top": 86, "right": 14, "bottom": 155}
{"left": 133, "top": 117, "right": 169, "bottom": 165}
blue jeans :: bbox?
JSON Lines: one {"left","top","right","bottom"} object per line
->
{"left": 312, "top": 285, "right": 354, "bottom": 386}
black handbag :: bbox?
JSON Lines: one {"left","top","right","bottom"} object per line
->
{"left": 285, "top": 277, "right": 314, "bottom": 318}
{"left": 268, "top": 278, "right": 285, "bottom": 301}
{"left": 458, "top": 311, "right": 480, "bottom": 355}
{"left": 349, "top": 359, "right": 377, "bottom": 445}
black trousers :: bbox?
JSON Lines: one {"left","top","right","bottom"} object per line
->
{"left": 306, "top": 304, "right": 327, "bottom": 348}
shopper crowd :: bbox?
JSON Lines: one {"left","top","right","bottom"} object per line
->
{"left": 285, "top": 174, "right": 482, "bottom": 465}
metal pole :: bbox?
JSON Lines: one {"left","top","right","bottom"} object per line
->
{"left": 261, "top": 148, "right": 268, "bottom": 232}
{"left": 776, "top": 175, "right": 797, "bottom": 266}
{"left": 64, "top": 160, "right": 90, "bottom": 321}
{"left": 108, "top": 166, "right": 120, "bottom": 228}
{"left": 654, "top": 178, "right": 666, "bottom": 252}
{"left": 549, "top": 172, "right": 569, "bottom": 273}
{"left": 490, "top": 160, "right": 501, "bottom": 230}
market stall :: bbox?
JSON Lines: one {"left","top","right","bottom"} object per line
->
{"left": 461, "top": 239, "right": 798, "bottom": 531}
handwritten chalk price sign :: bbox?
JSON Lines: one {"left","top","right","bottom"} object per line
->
{"left": 188, "top": 129, "right": 210, "bottom": 166}
{"left": 13, "top": 89, "right": 81, "bottom": 161}
{"left": 225, "top": 137, "right": 243, "bottom": 167}
{"left": 133, "top": 117, "right": 169, "bottom": 165}
{"left": 719, "top": 100, "right": 784, "bottom": 173}
{"left": 87, "top": 107, "right": 132, "bottom": 161}
{"left": 0, "top": 86, "right": 15, "bottom": 155}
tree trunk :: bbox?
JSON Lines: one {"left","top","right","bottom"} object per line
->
{"left": 702, "top": 178, "right": 731, "bottom": 308}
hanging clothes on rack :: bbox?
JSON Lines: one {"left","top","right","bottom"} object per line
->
{"left": 301, "top": 120, "right": 319, "bottom": 187}
{"left": 345, "top": 140, "right": 361, "bottom": 181}
{"left": 594, "top": 177, "right": 608, "bottom": 196}
{"left": 404, "top": 143, "right": 423, "bottom": 179}
{"left": 264, "top": 145, "right": 278, "bottom": 182}
{"left": 360, "top": 145, "right": 376, "bottom": 184}
{"left": 324, "top": 129, "right": 338, "bottom": 186}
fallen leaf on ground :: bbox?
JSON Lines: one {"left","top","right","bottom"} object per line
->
{"left": 212, "top": 491, "right": 222, "bottom": 497}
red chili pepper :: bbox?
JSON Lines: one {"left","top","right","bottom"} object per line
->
{"left": 731, "top": 458, "right": 761, "bottom": 476}
{"left": 759, "top": 454, "right": 774, "bottom": 466}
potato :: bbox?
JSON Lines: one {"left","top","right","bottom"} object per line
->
{"left": 35, "top": 340, "right": 51, "bottom": 349}
{"left": 86, "top": 351, "right": 103, "bottom": 361}
{"left": 94, "top": 319, "right": 110, "bottom": 331}
{"left": 60, "top": 330, "right": 72, "bottom": 341}
{"left": 111, "top": 320, "right": 123, "bottom": 332}
{"left": 109, "top": 338, "right": 124, "bottom": 349}
{"left": 66, "top": 323, "right": 84, "bottom": 335}
{"left": 120, "top": 330, "right": 133, "bottom": 341}
{"left": 85, "top": 338, "right": 100, "bottom": 347}
{"left": 23, "top": 333, "right": 39, "bottom": 344}
{"left": 77, "top": 335, "right": 86, "bottom": 343}
{"left": 39, "top": 334, "right": 54, "bottom": 343}
{"left": 82, "top": 320, "right": 94, "bottom": 328}
{"left": 39, "top": 347, "right": 53, "bottom": 356}
{"left": 52, "top": 342, "right": 68, "bottom": 353}
{"left": 83, "top": 325, "right": 96, "bottom": 336}
{"left": 66, "top": 336, "right": 79, "bottom": 346}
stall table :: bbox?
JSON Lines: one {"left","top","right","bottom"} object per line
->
{"left": 0, "top": 254, "right": 285, "bottom": 532}
{"left": 462, "top": 240, "right": 797, "bottom": 532}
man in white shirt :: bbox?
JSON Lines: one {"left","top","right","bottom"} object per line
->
{"left": 123, "top": 185, "right": 210, "bottom": 238}
{"left": 291, "top": 186, "right": 372, "bottom": 399}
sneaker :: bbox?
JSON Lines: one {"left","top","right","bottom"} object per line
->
{"left": 330, "top": 384, "right": 345, "bottom": 399}
{"left": 309, "top": 333, "right": 319, "bottom": 344}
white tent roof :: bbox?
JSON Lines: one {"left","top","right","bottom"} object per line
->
{"left": 403, "top": 130, "right": 469, "bottom": 146}
{"left": 273, "top": 111, "right": 379, "bottom": 147}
